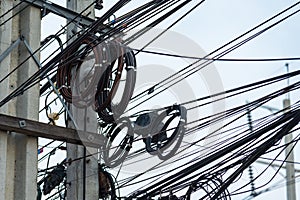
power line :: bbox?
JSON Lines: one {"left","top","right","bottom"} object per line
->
{"left": 133, "top": 48, "right": 300, "bottom": 62}
{"left": 127, "top": 1, "right": 300, "bottom": 111}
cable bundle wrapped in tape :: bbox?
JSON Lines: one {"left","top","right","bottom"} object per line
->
{"left": 56, "top": 34, "right": 136, "bottom": 123}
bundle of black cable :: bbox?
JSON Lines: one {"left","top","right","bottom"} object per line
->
{"left": 142, "top": 105, "right": 187, "bottom": 160}
{"left": 42, "top": 165, "right": 66, "bottom": 195}
{"left": 57, "top": 35, "right": 136, "bottom": 122}
{"left": 101, "top": 117, "right": 134, "bottom": 168}
{"left": 95, "top": 40, "right": 136, "bottom": 123}
{"left": 56, "top": 34, "right": 105, "bottom": 107}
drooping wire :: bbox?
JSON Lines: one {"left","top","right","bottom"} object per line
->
{"left": 132, "top": 48, "right": 300, "bottom": 62}
{"left": 128, "top": 1, "right": 300, "bottom": 108}
{"left": 29, "top": 0, "right": 300, "bottom": 198}
{"left": 122, "top": 93, "right": 300, "bottom": 198}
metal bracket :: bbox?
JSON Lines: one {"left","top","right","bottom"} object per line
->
{"left": 21, "top": 0, "right": 94, "bottom": 26}
{"left": 0, "top": 38, "right": 22, "bottom": 63}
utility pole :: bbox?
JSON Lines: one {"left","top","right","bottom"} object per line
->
{"left": 256, "top": 63, "right": 297, "bottom": 200}
{"left": 0, "top": 1, "right": 40, "bottom": 199}
{"left": 283, "top": 98, "right": 297, "bottom": 200}
{"left": 258, "top": 102, "right": 297, "bottom": 200}
{"left": 66, "top": 1, "right": 99, "bottom": 199}
{"left": 249, "top": 93, "right": 297, "bottom": 200}
{"left": 283, "top": 63, "right": 296, "bottom": 200}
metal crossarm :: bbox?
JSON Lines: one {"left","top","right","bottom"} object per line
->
{"left": 22, "top": 0, "right": 94, "bottom": 26}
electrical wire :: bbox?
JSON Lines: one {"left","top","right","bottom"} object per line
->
{"left": 0, "top": 1, "right": 24, "bottom": 21}
{"left": 128, "top": 1, "right": 300, "bottom": 108}
{"left": 0, "top": 0, "right": 184, "bottom": 108}
{"left": 125, "top": 104, "right": 300, "bottom": 198}
{"left": 32, "top": 1, "right": 297, "bottom": 198}
{"left": 116, "top": 80, "right": 300, "bottom": 185}
{"left": 0, "top": 0, "right": 35, "bottom": 27}
{"left": 0, "top": 0, "right": 97, "bottom": 88}
{"left": 132, "top": 48, "right": 300, "bottom": 62}
{"left": 230, "top": 133, "right": 300, "bottom": 197}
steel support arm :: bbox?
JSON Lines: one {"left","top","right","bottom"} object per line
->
{"left": 22, "top": 0, "right": 94, "bottom": 26}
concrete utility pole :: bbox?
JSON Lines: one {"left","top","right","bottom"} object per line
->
{"left": 66, "top": 1, "right": 99, "bottom": 200}
{"left": 0, "top": 1, "right": 40, "bottom": 199}
{"left": 259, "top": 103, "right": 297, "bottom": 200}
{"left": 253, "top": 94, "right": 297, "bottom": 200}
{"left": 283, "top": 98, "right": 297, "bottom": 200}
{"left": 283, "top": 63, "right": 296, "bottom": 200}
